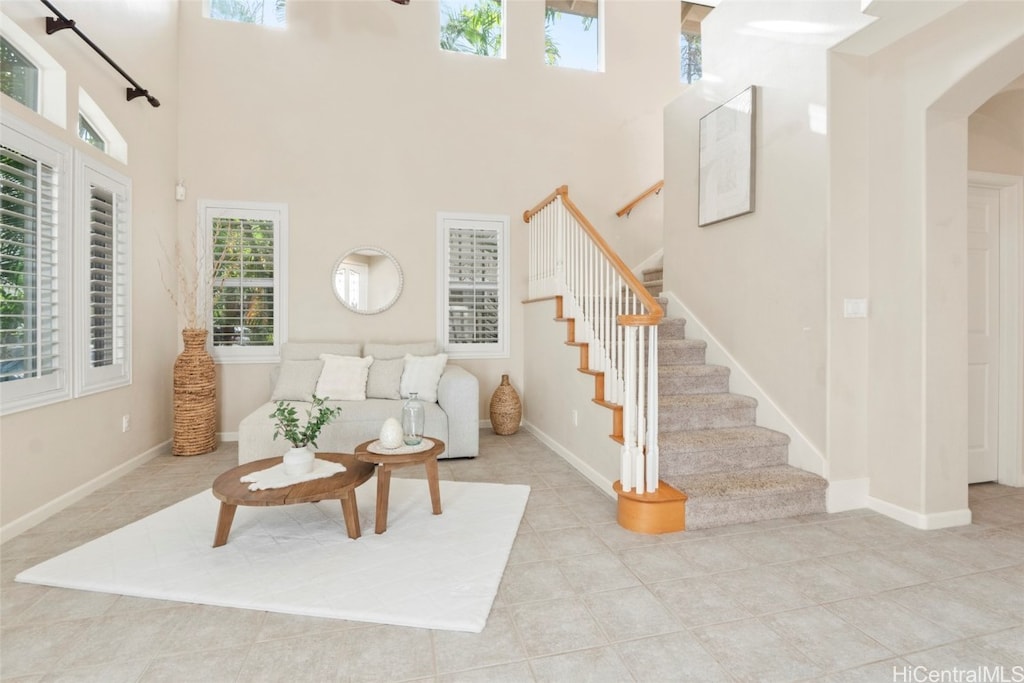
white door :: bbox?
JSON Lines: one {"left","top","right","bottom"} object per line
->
{"left": 967, "top": 185, "right": 1001, "bottom": 483}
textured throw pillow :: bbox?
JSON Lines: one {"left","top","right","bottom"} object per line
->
{"left": 314, "top": 355, "right": 373, "bottom": 401}
{"left": 270, "top": 360, "right": 324, "bottom": 402}
{"left": 366, "top": 357, "right": 405, "bottom": 400}
{"left": 399, "top": 353, "right": 448, "bottom": 403}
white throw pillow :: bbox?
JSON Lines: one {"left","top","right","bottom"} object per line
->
{"left": 315, "top": 355, "right": 373, "bottom": 401}
{"left": 399, "top": 353, "right": 448, "bottom": 403}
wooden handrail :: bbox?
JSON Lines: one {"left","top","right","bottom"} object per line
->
{"left": 615, "top": 180, "right": 664, "bottom": 218}
{"left": 525, "top": 185, "right": 663, "bottom": 327}
{"left": 523, "top": 185, "right": 568, "bottom": 223}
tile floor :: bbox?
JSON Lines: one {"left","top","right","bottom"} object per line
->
{"left": 1, "top": 430, "right": 1022, "bottom": 682}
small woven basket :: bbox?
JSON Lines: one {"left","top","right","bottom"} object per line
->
{"left": 489, "top": 374, "right": 521, "bottom": 435}
{"left": 172, "top": 328, "right": 217, "bottom": 456}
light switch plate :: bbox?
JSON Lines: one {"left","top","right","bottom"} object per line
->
{"left": 843, "top": 298, "right": 868, "bottom": 318}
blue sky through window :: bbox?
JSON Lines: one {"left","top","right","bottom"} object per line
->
{"left": 547, "top": 11, "right": 599, "bottom": 71}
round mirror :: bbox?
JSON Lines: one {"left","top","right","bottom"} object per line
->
{"left": 332, "top": 247, "right": 404, "bottom": 315}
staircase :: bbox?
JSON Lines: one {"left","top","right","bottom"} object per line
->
{"left": 654, "top": 316, "right": 828, "bottom": 529}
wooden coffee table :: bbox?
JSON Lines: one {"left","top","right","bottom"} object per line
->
{"left": 211, "top": 453, "right": 375, "bottom": 547}
{"left": 354, "top": 437, "right": 445, "bottom": 534}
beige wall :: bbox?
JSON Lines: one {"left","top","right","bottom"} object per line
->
{"left": 662, "top": 1, "right": 873, "bottom": 464}
{"left": 173, "top": 0, "right": 684, "bottom": 434}
{"left": 2, "top": 1, "right": 684, "bottom": 533}
{"left": 664, "top": 0, "right": 1023, "bottom": 525}
{"left": 0, "top": 1, "right": 180, "bottom": 533}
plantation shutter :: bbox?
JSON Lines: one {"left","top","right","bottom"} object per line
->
{"left": 437, "top": 213, "right": 509, "bottom": 358}
{"left": 211, "top": 216, "right": 276, "bottom": 348}
{"left": 0, "top": 143, "right": 61, "bottom": 385}
{"left": 75, "top": 154, "right": 131, "bottom": 395}
{"left": 447, "top": 226, "right": 500, "bottom": 345}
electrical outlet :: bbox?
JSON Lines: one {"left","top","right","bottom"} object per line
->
{"left": 122, "top": 414, "right": 131, "bottom": 432}
{"left": 571, "top": 409, "right": 578, "bottom": 427}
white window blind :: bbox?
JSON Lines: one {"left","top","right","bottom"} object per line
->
{"left": 1, "top": 118, "right": 71, "bottom": 414}
{"left": 200, "top": 201, "right": 287, "bottom": 363}
{"left": 437, "top": 213, "right": 509, "bottom": 359}
{"left": 75, "top": 155, "right": 130, "bottom": 395}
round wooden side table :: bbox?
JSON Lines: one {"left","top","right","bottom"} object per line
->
{"left": 354, "top": 437, "right": 446, "bottom": 534}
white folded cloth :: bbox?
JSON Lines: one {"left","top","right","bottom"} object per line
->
{"left": 240, "top": 459, "right": 347, "bottom": 491}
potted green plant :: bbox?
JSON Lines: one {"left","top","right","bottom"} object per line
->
{"left": 270, "top": 394, "right": 341, "bottom": 474}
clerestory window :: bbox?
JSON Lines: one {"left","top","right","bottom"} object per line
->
{"left": 206, "top": 0, "right": 286, "bottom": 27}
{"left": 680, "top": 1, "right": 712, "bottom": 84}
{"left": 544, "top": 0, "right": 601, "bottom": 71}
{"left": 0, "top": 36, "right": 38, "bottom": 111}
{"left": 440, "top": 0, "right": 505, "bottom": 59}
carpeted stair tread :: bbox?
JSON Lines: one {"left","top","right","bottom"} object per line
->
{"left": 658, "top": 426, "right": 791, "bottom": 475}
{"left": 658, "top": 318, "right": 687, "bottom": 339}
{"left": 667, "top": 465, "right": 827, "bottom": 501}
{"left": 658, "top": 338, "right": 706, "bottom": 364}
{"left": 659, "top": 364, "right": 731, "bottom": 395}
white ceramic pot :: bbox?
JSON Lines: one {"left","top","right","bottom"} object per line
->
{"left": 379, "top": 418, "right": 404, "bottom": 449}
{"left": 283, "top": 446, "right": 315, "bottom": 475}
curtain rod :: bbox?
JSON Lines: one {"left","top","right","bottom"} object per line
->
{"left": 40, "top": 0, "right": 160, "bottom": 107}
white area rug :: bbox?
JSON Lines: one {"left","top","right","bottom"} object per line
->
{"left": 16, "top": 478, "right": 529, "bottom": 633}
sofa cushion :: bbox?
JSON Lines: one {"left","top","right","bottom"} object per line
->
{"left": 283, "top": 342, "right": 361, "bottom": 361}
{"left": 271, "top": 359, "right": 324, "bottom": 401}
{"left": 366, "top": 357, "right": 404, "bottom": 400}
{"left": 315, "top": 355, "right": 373, "bottom": 401}
{"left": 363, "top": 341, "right": 436, "bottom": 361}
{"left": 400, "top": 353, "right": 448, "bottom": 403}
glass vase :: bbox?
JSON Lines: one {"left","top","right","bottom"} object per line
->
{"left": 402, "top": 392, "right": 424, "bottom": 446}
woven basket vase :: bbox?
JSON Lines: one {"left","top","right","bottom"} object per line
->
{"left": 489, "top": 374, "right": 521, "bottom": 435}
{"left": 172, "top": 328, "right": 217, "bottom": 456}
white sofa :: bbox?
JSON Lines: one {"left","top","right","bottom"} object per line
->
{"left": 238, "top": 341, "right": 479, "bottom": 464}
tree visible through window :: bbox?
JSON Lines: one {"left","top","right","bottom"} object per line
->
{"left": 440, "top": 0, "right": 504, "bottom": 58}
{"left": 0, "top": 36, "right": 39, "bottom": 111}
{"left": 680, "top": 1, "right": 712, "bottom": 84}
{"left": 211, "top": 217, "right": 276, "bottom": 348}
{"left": 208, "top": 0, "right": 286, "bottom": 27}
{"left": 544, "top": 1, "right": 598, "bottom": 70}
{"left": 0, "top": 137, "right": 62, "bottom": 404}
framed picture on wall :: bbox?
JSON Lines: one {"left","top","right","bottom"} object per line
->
{"left": 698, "top": 85, "right": 757, "bottom": 227}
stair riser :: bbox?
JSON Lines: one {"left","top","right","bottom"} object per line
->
{"left": 659, "top": 445, "right": 789, "bottom": 476}
{"left": 685, "top": 489, "right": 827, "bottom": 530}
{"left": 659, "top": 405, "right": 756, "bottom": 430}
{"left": 659, "top": 373, "right": 730, "bottom": 395}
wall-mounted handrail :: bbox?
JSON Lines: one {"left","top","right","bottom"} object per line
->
{"left": 40, "top": 0, "right": 160, "bottom": 107}
{"left": 523, "top": 185, "right": 662, "bottom": 495}
{"left": 615, "top": 180, "right": 664, "bottom": 218}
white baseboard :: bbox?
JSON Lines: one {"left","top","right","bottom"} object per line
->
{"left": 826, "top": 478, "right": 869, "bottom": 512}
{"left": 522, "top": 421, "right": 616, "bottom": 501}
{"left": 661, "top": 291, "right": 827, "bottom": 477}
{"left": 1, "top": 440, "right": 171, "bottom": 543}
{"left": 866, "top": 496, "right": 972, "bottom": 530}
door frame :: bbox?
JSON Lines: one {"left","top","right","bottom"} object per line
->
{"left": 968, "top": 170, "right": 1024, "bottom": 487}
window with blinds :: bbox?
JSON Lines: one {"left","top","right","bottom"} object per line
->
{"left": 437, "top": 213, "right": 509, "bottom": 359}
{"left": 76, "top": 156, "right": 130, "bottom": 395}
{"left": 1, "top": 118, "right": 71, "bottom": 414}
{"left": 201, "top": 201, "right": 287, "bottom": 363}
